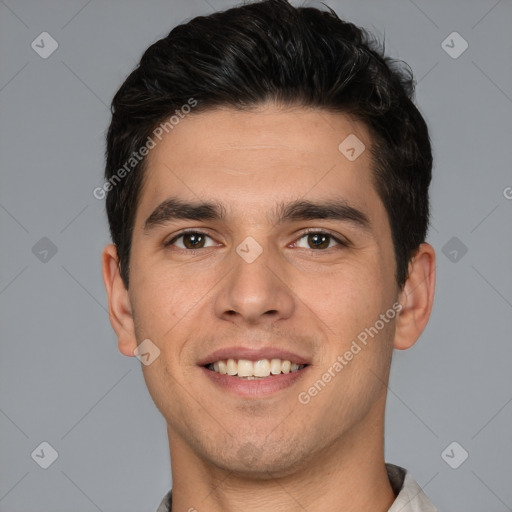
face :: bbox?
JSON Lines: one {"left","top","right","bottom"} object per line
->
{"left": 112, "top": 104, "right": 403, "bottom": 476}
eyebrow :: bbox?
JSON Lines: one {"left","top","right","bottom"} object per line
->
{"left": 144, "top": 197, "right": 372, "bottom": 233}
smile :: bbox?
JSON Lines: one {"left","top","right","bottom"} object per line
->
{"left": 205, "top": 358, "right": 307, "bottom": 379}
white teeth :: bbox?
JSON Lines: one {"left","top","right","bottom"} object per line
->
{"left": 270, "top": 358, "right": 282, "bottom": 375}
{"left": 237, "top": 359, "right": 253, "bottom": 377}
{"left": 218, "top": 360, "right": 228, "bottom": 375}
{"left": 207, "top": 358, "right": 305, "bottom": 377}
{"left": 253, "top": 359, "right": 270, "bottom": 377}
{"left": 226, "top": 358, "right": 237, "bottom": 375}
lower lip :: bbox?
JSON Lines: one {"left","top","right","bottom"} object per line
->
{"left": 199, "top": 366, "right": 310, "bottom": 398}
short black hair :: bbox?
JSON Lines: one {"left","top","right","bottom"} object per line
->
{"left": 105, "top": 0, "right": 432, "bottom": 290}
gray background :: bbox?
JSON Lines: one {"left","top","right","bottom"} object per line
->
{"left": 0, "top": 0, "right": 511, "bottom": 511}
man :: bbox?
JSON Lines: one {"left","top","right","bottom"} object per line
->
{"left": 101, "top": 0, "right": 437, "bottom": 510}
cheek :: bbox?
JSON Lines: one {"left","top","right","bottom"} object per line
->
{"left": 129, "top": 257, "right": 214, "bottom": 339}
{"left": 295, "top": 257, "right": 388, "bottom": 336}
{"left": 140, "top": 360, "right": 189, "bottom": 429}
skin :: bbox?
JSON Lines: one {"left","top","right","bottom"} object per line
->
{"left": 102, "top": 103, "right": 436, "bottom": 512}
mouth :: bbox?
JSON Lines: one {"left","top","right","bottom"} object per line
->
{"left": 198, "top": 348, "right": 311, "bottom": 397}
{"left": 204, "top": 358, "right": 308, "bottom": 379}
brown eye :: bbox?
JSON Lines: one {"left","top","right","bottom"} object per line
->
{"left": 166, "top": 231, "right": 215, "bottom": 250}
{"left": 294, "top": 231, "right": 346, "bottom": 250}
{"left": 182, "top": 233, "right": 206, "bottom": 249}
{"left": 307, "top": 233, "right": 330, "bottom": 249}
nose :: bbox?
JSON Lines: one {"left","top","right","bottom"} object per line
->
{"left": 213, "top": 241, "right": 295, "bottom": 326}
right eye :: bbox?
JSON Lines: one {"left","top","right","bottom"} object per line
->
{"left": 165, "top": 230, "right": 218, "bottom": 251}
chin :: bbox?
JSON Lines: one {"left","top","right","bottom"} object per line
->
{"left": 205, "top": 439, "right": 308, "bottom": 479}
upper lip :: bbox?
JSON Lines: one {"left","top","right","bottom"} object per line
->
{"left": 197, "top": 347, "right": 310, "bottom": 366}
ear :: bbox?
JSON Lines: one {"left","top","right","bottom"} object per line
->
{"left": 394, "top": 243, "right": 436, "bottom": 350}
{"left": 101, "top": 244, "right": 138, "bottom": 357}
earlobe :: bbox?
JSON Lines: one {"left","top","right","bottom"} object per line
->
{"left": 393, "top": 243, "right": 436, "bottom": 351}
{"left": 101, "top": 244, "right": 138, "bottom": 357}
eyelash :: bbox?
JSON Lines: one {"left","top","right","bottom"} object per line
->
{"left": 164, "top": 228, "right": 349, "bottom": 253}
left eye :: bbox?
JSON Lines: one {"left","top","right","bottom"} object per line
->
{"left": 293, "top": 231, "right": 345, "bottom": 250}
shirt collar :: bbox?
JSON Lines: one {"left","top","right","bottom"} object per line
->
{"left": 156, "top": 463, "right": 438, "bottom": 512}
{"left": 386, "top": 463, "right": 438, "bottom": 512}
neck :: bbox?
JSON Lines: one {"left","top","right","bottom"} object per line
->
{"left": 166, "top": 393, "right": 396, "bottom": 512}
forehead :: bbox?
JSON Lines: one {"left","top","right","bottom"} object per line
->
{"left": 136, "top": 105, "right": 384, "bottom": 226}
